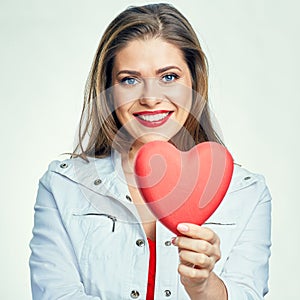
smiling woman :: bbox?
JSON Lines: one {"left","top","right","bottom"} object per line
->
{"left": 112, "top": 38, "right": 192, "bottom": 149}
{"left": 71, "top": 4, "right": 222, "bottom": 158}
{"left": 29, "top": 3, "right": 272, "bottom": 300}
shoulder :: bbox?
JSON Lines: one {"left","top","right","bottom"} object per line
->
{"left": 228, "top": 164, "right": 267, "bottom": 192}
{"left": 226, "top": 164, "right": 271, "bottom": 207}
{"left": 48, "top": 155, "right": 113, "bottom": 172}
{"left": 39, "top": 155, "right": 114, "bottom": 189}
{"left": 208, "top": 164, "right": 271, "bottom": 227}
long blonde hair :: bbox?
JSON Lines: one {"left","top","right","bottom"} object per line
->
{"left": 73, "top": 3, "right": 223, "bottom": 159}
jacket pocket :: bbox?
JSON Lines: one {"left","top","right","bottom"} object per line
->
{"left": 71, "top": 209, "right": 119, "bottom": 265}
{"left": 72, "top": 212, "right": 117, "bottom": 232}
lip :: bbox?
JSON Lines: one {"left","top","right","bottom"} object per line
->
{"left": 133, "top": 110, "right": 173, "bottom": 128}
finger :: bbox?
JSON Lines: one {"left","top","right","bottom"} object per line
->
{"left": 177, "top": 223, "right": 219, "bottom": 244}
{"left": 179, "top": 250, "right": 213, "bottom": 270}
{"left": 178, "top": 263, "right": 210, "bottom": 281}
{"left": 174, "top": 237, "right": 215, "bottom": 257}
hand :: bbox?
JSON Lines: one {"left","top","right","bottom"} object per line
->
{"left": 172, "top": 223, "right": 221, "bottom": 297}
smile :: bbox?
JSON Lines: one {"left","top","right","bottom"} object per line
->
{"left": 133, "top": 110, "right": 173, "bottom": 127}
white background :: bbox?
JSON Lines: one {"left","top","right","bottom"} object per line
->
{"left": 1, "top": 0, "right": 299, "bottom": 299}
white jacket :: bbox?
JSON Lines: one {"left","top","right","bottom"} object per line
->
{"left": 29, "top": 150, "right": 271, "bottom": 299}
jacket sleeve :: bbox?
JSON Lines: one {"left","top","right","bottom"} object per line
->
{"left": 29, "top": 170, "right": 101, "bottom": 300}
{"left": 220, "top": 184, "right": 272, "bottom": 300}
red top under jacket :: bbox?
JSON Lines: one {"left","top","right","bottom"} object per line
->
{"left": 146, "top": 238, "right": 156, "bottom": 300}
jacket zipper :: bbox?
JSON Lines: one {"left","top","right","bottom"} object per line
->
{"left": 74, "top": 213, "right": 117, "bottom": 232}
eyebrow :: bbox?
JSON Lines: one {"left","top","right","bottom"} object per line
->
{"left": 116, "top": 65, "right": 182, "bottom": 77}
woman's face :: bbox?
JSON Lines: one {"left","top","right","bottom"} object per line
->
{"left": 112, "top": 38, "right": 193, "bottom": 149}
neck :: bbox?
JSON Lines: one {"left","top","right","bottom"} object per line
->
{"left": 121, "top": 141, "right": 144, "bottom": 174}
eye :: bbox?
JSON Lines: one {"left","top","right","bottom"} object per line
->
{"left": 120, "top": 77, "right": 138, "bottom": 85}
{"left": 162, "top": 73, "right": 179, "bottom": 83}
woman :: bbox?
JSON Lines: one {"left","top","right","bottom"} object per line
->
{"left": 29, "top": 3, "right": 271, "bottom": 300}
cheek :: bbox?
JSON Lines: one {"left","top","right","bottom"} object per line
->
{"left": 112, "top": 87, "right": 132, "bottom": 124}
{"left": 114, "top": 106, "right": 126, "bottom": 125}
{"left": 167, "top": 85, "right": 192, "bottom": 114}
{"left": 113, "top": 85, "right": 142, "bottom": 110}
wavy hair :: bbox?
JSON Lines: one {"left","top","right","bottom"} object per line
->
{"left": 73, "top": 3, "right": 223, "bottom": 159}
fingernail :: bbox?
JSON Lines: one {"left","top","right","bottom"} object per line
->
{"left": 171, "top": 237, "right": 177, "bottom": 245}
{"left": 177, "top": 224, "right": 189, "bottom": 232}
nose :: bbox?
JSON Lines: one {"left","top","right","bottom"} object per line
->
{"left": 139, "top": 78, "right": 163, "bottom": 107}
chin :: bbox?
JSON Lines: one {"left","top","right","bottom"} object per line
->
{"left": 135, "top": 134, "right": 170, "bottom": 145}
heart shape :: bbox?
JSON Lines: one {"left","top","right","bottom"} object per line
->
{"left": 134, "top": 141, "right": 234, "bottom": 235}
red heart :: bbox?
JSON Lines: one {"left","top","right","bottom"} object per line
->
{"left": 134, "top": 141, "right": 234, "bottom": 235}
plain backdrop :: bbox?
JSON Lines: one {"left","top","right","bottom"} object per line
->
{"left": 1, "top": 0, "right": 299, "bottom": 299}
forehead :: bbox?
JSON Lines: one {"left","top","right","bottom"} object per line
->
{"left": 113, "top": 38, "right": 187, "bottom": 71}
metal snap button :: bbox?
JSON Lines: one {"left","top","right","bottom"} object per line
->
{"left": 244, "top": 176, "right": 251, "bottom": 180}
{"left": 164, "top": 289, "right": 171, "bottom": 297}
{"left": 126, "top": 195, "right": 132, "bottom": 202}
{"left": 164, "top": 240, "right": 172, "bottom": 246}
{"left": 130, "top": 290, "right": 140, "bottom": 298}
{"left": 136, "top": 239, "right": 145, "bottom": 247}
{"left": 60, "top": 163, "right": 68, "bottom": 169}
{"left": 94, "top": 179, "right": 102, "bottom": 185}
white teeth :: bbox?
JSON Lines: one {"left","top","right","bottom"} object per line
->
{"left": 138, "top": 112, "right": 169, "bottom": 122}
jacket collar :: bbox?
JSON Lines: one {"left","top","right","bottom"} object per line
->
{"left": 51, "top": 150, "right": 126, "bottom": 198}
{"left": 51, "top": 151, "right": 259, "bottom": 199}
{"left": 226, "top": 163, "right": 259, "bottom": 193}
